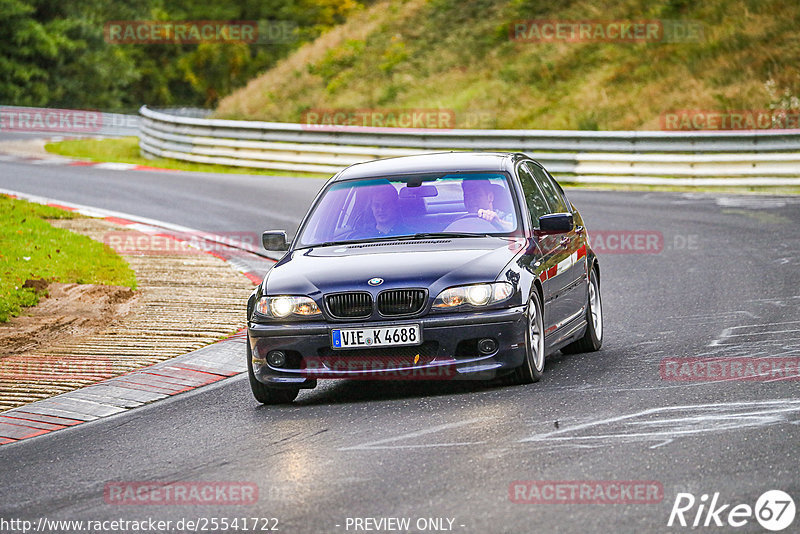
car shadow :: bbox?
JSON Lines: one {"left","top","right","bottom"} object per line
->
{"left": 292, "top": 375, "right": 513, "bottom": 406}
{"left": 251, "top": 350, "right": 587, "bottom": 409}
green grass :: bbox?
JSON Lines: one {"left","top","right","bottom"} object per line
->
{"left": 44, "top": 137, "right": 328, "bottom": 179}
{"left": 0, "top": 195, "right": 137, "bottom": 323}
{"left": 215, "top": 0, "right": 800, "bottom": 131}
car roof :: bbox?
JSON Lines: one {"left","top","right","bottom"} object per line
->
{"left": 333, "top": 152, "right": 522, "bottom": 181}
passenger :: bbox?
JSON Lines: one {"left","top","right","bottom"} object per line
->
{"left": 461, "top": 179, "right": 513, "bottom": 231}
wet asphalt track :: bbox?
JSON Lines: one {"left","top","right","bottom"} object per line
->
{"left": 0, "top": 147, "right": 799, "bottom": 533}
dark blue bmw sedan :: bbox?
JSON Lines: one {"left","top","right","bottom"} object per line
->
{"left": 247, "top": 152, "right": 602, "bottom": 403}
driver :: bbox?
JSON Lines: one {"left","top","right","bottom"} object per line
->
{"left": 461, "top": 179, "right": 513, "bottom": 231}
{"left": 369, "top": 184, "right": 412, "bottom": 237}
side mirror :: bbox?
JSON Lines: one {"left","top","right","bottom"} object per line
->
{"left": 536, "top": 213, "right": 573, "bottom": 235}
{"left": 262, "top": 230, "right": 289, "bottom": 251}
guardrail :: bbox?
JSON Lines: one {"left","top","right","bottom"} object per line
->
{"left": 139, "top": 106, "right": 800, "bottom": 185}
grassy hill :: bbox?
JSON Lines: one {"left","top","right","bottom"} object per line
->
{"left": 215, "top": 0, "right": 800, "bottom": 130}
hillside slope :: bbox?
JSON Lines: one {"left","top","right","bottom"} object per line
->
{"left": 215, "top": 0, "right": 800, "bottom": 130}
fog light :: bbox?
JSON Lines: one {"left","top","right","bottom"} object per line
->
{"left": 477, "top": 338, "right": 498, "bottom": 355}
{"left": 267, "top": 350, "right": 286, "bottom": 367}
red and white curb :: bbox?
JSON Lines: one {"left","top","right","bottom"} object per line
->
{"left": 0, "top": 189, "right": 278, "bottom": 446}
{"left": 0, "top": 332, "right": 248, "bottom": 445}
{"left": 0, "top": 146, "right": 175, "bottom": 173}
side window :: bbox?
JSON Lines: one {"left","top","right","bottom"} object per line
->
{"left": 517, "top": 163, "right": 550, "bottom": 224}
{"left": 527, "top": 162, "right": 568, "bottom": 213}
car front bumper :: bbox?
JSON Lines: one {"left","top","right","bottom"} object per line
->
{"left": 248, "top": 306, "right": 527, "bottom": 387}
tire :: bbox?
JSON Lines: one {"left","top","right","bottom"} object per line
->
{"left": 562, "top": 266, "right": 603, "bottom": 354}
{"left": 247, "top": 343, "right": 299, "bottom": 404}
{"left": 511, "top": 289, "right": 545, "bottom": 384}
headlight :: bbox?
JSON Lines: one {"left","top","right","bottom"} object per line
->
{"left": 255, "top": 296, "right": 321, "bottom": 319}
{"left": 432, "top": 282, "right": 513, "bottom": 309}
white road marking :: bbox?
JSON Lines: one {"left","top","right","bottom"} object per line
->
{"left": 726, "top": 327, "right": 800, "bottom": 337}
{"left": 708, "top": 326, "right": 734, "bottom": 346}
{"left": 519, "top": 399, "right": 800, "bottom": 448}
{"left": 93, "top": 162, "right": 138, "bottom": 170}
{"left": 710, "top": 320, "right": 800, "bottom": 346}
{"left": 715, "top": 196, "right": 800, "bottom": 209}
{"left": 666, "top": 310, "right": 757, "bottom": 321}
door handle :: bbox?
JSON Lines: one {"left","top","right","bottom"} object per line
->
{"left": 575, "top": 225, "right": 585, "bottom": 235}
{"left": 560, "top": 236, "right": 570, "bottom": 248}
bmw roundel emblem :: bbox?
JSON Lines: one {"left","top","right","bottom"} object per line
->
{"left": 368, "top": 277, "right": 384, "bottom": 286}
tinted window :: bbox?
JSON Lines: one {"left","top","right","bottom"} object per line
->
{"left": 517, "top": 163, "right": 550, "bottom": 224}
{"left": 527, "top": 162, "right": 568, "bottom": 213}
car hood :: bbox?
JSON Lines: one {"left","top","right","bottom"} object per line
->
{"left": 264, "top": 238, "right": 524, "bottom": 298}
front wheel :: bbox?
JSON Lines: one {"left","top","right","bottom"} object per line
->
{"left": 247, "top": 343, "right": 299, "bottom": 404}
{"left": 511, "top": 289, "right": 545, "bottom": 384}
{"left": 562, "top": 267, "right": 603, "bottom": 354}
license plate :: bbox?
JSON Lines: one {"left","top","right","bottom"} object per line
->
{"left": 331, "top": 324, "right": 421, "bottom": 349}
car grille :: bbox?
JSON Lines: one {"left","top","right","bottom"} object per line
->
{"left": 326, "top": 292, "right": 373, "bottom": 319}
{"left": 377, "top": 289, "right": 426, "bottom": 316}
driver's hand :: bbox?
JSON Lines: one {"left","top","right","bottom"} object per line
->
{"left": 477, "top": 209, "right": 499, "bottom": 222}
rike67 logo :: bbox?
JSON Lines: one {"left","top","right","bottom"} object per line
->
{"left": 668, "top": 490, "right": 795, "bottom": 531}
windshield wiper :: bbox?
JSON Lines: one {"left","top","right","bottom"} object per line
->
{"left": 408, "top": 232, "right": 493, "bottom": 239}
{"left": 297, "top": 236, "right": 410, "bottom": 249}
{"left": 297, "top": 232, "right": 492, "bottom": 250}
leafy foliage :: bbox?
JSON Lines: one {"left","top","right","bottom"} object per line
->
{"left": 217, "top": 0, "right": 800, "bottom": 130}
{"left": 0, "top": 0, "right": 370, "bottom": 110}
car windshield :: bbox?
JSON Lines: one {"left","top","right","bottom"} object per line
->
{"left": 296, "top": 172, "right": 521, "bottom": 247}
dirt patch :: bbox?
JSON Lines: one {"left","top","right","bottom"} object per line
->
{"left": 22, "top": 278, "right": 49, "bottom": 292}
{"left": 0, "top": 281, "right": 138, "bottom": 358}
{"left": 0, "top": 216, "right": 257, "bottom": 412}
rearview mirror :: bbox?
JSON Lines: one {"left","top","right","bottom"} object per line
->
{"left": 536, "top": 213, "right": 573, "bottom": 235}
{"left": 262, "top": 230, "right": 289, "bottom": 251}
{"left": 399, "top": 185, "right": 438, "bottom": 198}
